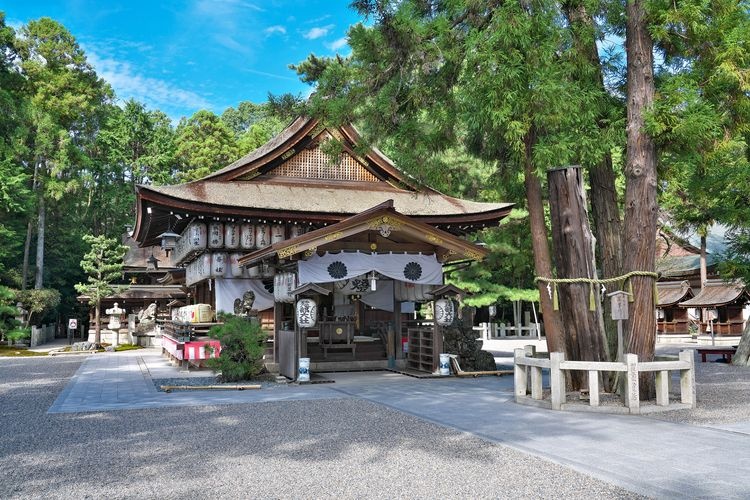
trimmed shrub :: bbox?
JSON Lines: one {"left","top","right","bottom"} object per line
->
{"left": 207, "top": 314, "right": 268, "bottom": 382}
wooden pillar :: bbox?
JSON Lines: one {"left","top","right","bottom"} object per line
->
{"left": 273, "top": 301, "right": 283, "bottom": 363}
{"left": 393, "top": 298, "right": 403, "bottom": 360}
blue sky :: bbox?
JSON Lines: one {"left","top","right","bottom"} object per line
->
{"left": 4, "top": 1, "right": 364, "bottom": 121}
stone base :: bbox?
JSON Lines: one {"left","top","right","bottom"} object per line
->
{"left": 656, "top": 334, "right": 695, "bottom": 344}
{"left": 87, "top": 329, "right": 133, "bottom": 345}
{"left": 134, "top": 334, "right": 161, "bottom": 348}
{"left": 697, "top": 334, "right": 741, "bottom": 346}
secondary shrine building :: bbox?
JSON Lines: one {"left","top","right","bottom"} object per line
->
{"left": 133, "top": 117, "right": 512, "bottom": 377}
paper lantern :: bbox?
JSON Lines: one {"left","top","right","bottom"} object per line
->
{"left": 211, "top": 253, "right": 227, "bottom": 277}
{"left": 224, "top": 223, "right": 240, "bottom": 249}
{"left": 208, "top": 222, "right": 224, "bottom": 248}
{"left": 229, "top": 253, "right": 244, "bottom": 278}
{"left": 240, "top": 223, "right": 255, "bottom": 249}
{"left": 290, "top": 224, "right": 306, "bottom": 239}
{"left": 434, "top": 298, "right": 455, "bottom": 326}
{"left": 247, "top": 265, "right": 260, "bottom": 278}
{"left": 296, "top": 298, "right": 317, "bottom": 328}
{"left": 256, "top": 224, "right": 270, "bottom": 248}
{"left": 271, "top": 224, "right": 285, "bottom": 244}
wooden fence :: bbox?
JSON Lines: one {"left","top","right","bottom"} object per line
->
{"left": 514, "top": 346, "right": 696, "bottom": 414}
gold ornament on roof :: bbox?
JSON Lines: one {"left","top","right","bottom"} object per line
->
{"left": 277, "top": 245, "right": 300, "bottom": 259}
{"left": 426, "top": 234, "right": 444, "bottom": 245}
{"left": 463, "top": 249, "right": 484, "bottom": 261}
{"left": 324, "top": 231, "right": 344, "bottom": 241}
{"left": 369, "top": 216, "right": 403, "bottom": 238}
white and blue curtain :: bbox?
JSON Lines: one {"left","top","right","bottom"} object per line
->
{"left": 299, "top": 252, "right": 444, "bottom": 286}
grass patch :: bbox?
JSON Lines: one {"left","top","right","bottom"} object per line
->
{"left": 113, "top": 343, "right": 143, "bottom": 352}
{"left": 0, "top": 345, "right": 48, "bottom": 357}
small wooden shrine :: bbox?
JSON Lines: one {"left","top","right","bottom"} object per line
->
{"left": 679, "top": 279, "right": 749, "bottom": 341}
{"left": 132, "top": 117, "right": 513, "bottom": 376}
{"left": 655, "top": 281, "right": 693, "bottom": 339}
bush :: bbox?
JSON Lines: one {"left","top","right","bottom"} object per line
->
{"left": 206, "top": 314, "right": 268, "bottom": 382}
{"left": 6, "top": 327, "right": 30, "bottom": 344}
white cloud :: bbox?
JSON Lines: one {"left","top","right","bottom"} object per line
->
{"left": 87, "top": 51, "right": 212, "bottom": 116}
{"left": 303, "top": 24, "right": 334, "bottom": 40}
{"left": 326, "top": 37, "right": 348, "bottom": 51}
{"left": 264, "top": 25, "right": 286, "bottom": 35}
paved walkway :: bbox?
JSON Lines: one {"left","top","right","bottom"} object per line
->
{"left": 49, "top": 348, "right": 750, "bottom": 499}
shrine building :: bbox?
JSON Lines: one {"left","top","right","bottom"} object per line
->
{"left": 132, "top": 117, "right": 513, "bottom": 378}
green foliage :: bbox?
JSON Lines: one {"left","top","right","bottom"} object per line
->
{"left": 73, "top": 234, "right": 128, "bottom": 307}
{"left": 175, "top": 110, "right": 239, "bottom": 181}
{"left": 448, "top": 209, "right": 539, "bottom": 307}
{"left": 14, "top": 288, "right": 60, "bottom": 326}
{"left": 207, "top": 315, "right": 268, "bottom": 382}
{"left": 0, "top": 285, "right": 20, "bottom": 341}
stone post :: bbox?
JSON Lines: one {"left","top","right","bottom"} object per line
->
{"left": 513, "top": 348, "right": 527, "bottom": 399}
{"left": 550, "top": 352, "right": 566, "bottom": 410}
{"left": 679, "top": 350, "right": 696, "bottom": 408}
{"left": 625, "top": 353, "right": 640, "bottom": 414}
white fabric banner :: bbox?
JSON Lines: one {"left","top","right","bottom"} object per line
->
{"left": 298, "top": 252, "right": 443, "bottom": 286}
{"left": 215, "top": 278, "right": 274, "bottom": 313}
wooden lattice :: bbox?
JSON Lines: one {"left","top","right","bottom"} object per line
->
{"left": 272, "top": 148, "right": 378, "bottom": 182}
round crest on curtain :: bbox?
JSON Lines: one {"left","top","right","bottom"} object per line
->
{"left": 296, "top": 298, "right": 317, "bottom": 328}
{"left": 434, "top": 298, "right": 455, "bottom": 326}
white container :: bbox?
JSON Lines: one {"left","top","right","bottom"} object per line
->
{"left": 298, "top": 357, "right": 311, "bottom": 382}
{"left": 439, "top": 353, "right": 451, "bottom": 376}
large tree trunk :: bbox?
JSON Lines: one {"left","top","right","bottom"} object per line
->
{"left": 22, "top": 160, "right": 41, "bottom": 291}
{"left": 624, "top": 0, "right": 658, "bottom": 398}
{"left": 732, "top": 320, "right": 750, "bottom": 366}
{"left": 34, "top": 194, "right": 45, "bottom": 289}
{"left": 564, "top": 0, "right": 624, "bottom": 361}
{"left": 548, "top": 166, "right": 610, "bottom": 390}
{"left": 22, "top": 220, "right": 33, "bottom": 290}
{"left": 523, "top": 133, "right": 565, "bottom": 354}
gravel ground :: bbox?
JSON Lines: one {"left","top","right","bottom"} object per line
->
{"left": 648, "top": 357, "right": 750, "bottom": 425}
{"left": 0, "top": 356, "right": 643, "bottom": 499}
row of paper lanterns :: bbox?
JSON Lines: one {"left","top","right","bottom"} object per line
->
{"left": 185, "top": 253, "right": 275, "bottom": 286}
{"left": 174, "top": 222, "right": 308, "bottom": 266}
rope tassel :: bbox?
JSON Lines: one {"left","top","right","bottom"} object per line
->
{"left": 589, "top": 282, "right": 597, "bottom": 311}
{"left": 553, "top": 283, "right": 559, "bottom": 311}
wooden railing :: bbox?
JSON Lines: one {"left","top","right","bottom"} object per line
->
{"left": 514, "top": 346, "right": 696, "bottom": 414}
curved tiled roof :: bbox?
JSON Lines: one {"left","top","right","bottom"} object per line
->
{"left": 141, "top": 180, "right": 511, "bottom": 218}
{"left": 656, "top": 281, "right": 693, "bottom": 306}
{"left": 679, "top": 280, "right": 748, "bottom": 307}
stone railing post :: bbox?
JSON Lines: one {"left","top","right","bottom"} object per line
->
{"left": 550, "top": 352, "right": 566, "bottom": 410}
{"left": 679, "top": 350, "right": 696, "bottom": 408}
{"left": 514, "top": 348, "right": 528, "bottom": 399}
{"left": 625, "top": 353, "right": 640, "bottom": 414}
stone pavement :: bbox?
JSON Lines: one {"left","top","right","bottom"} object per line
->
{"left": 48, "top": 348, "right": 750, "bottom": 499}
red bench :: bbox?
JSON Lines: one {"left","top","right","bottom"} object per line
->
{"left": 696, "top": 347, "right": 736, "bottom": 363}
